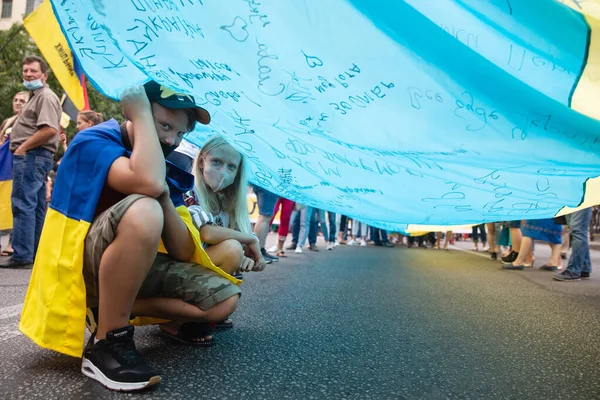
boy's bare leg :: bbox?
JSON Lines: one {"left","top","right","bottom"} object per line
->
{"left": 96, "top": 198, "right": 163, "bottom": 340}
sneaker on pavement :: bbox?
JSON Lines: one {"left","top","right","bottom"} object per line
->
{"left": 81, "top": 326, "right": 160, "bottom": 392}
{"left": 261, "top": 248, "right": 279, "bottom": 263}
{"left": 267, "top": 245, "right": 278, "bottom": 253}
{"left": 308, "top": 244, "right": 319, "bottom": 252}
{"left": 384, "top": 242, "right": 394, "bottom": 248}
{"left": 503, "top": 263, "right": 525, "bottom": 270}
{"left": 295, "top": 246, "right": 303, "bottom": 254}
{"left": 334, "top": 241, "right": 340, "bottom": 247}
{"left": 540, "top": 265, "right": 559, "bottom": 271}
{"left": 285, "top": 243, "right": 297, "bottom": 251}
{"left": 581, "top": 271, "right": 590, "bottom": 279}
{"left": 327, "top": 243, "right": 334, "bottom": 250}
{"left": 347, "top": 239, "right": 357, "bottom": 246}
{"left": 360, "top": 239, "right": 367, "bottom": 247}
{"left": 553, "top": 269, "right": 581, "bottom": 282}
{"left": 501, "top": 251, "right": 519, "bottom": 265}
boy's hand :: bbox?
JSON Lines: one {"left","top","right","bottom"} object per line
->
{"left": 120, "top": 86, "right": 152, "bottom": 121}
{"left": 59, "top": 133, "right": 67, "bottom": 144}
{"left": 237, "top": 256, "right": 255, "bottom": 273}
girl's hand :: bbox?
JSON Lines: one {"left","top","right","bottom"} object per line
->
{"left": 237, "top": 256, "right": 255, "bottom": 273}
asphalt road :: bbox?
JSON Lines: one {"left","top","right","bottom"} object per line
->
{"left": 0, "top": 239, "right": 599, "bottom": 399}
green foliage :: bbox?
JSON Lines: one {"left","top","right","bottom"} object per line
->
{"left": 0, "top": 22, "right": 122, "bottom": 144}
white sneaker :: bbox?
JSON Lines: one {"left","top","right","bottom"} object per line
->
{"left": 360, "top": 239, "right": 367, "bottom": 247}
{"left": 327, "top": 243, "right": 333, "bottom": 250}
{"left": 334, "top": 241, "right": 340, "bottom": 247}
{"left": 347, "top": 239, "right": 357, "bottom": 246}
{"left": 267, "top": 245, "right": 278, "bottom": 253}
{"left": 295, "top": 246, "right": 303, "bottom": 254}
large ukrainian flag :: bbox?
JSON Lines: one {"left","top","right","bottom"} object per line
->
{"left": 0, "top": 139, "right": 12, "bottom": 231}
{"left": 19, "top": 120, "right": 240, "bottom": 358}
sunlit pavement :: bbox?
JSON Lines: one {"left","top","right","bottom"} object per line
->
{"left": 1, "top": 235, "right": 599, "bottom": 399}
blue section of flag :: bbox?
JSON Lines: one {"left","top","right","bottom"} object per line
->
{"left": 51, "top": 119, "right": 126, "bottom": 222}
{"left": 0, "top": 140, "right": 12, "bottom": 181}
{"left": 50, "top": 0, "right": 600, "bottom": 229}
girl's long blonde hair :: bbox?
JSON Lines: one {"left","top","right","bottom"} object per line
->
{"left": 193, "top": 135, "right": 251, "bottom": 234}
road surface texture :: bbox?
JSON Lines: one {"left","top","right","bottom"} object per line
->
{"left": 0, "top": 237, "right": 599, "bottom": 399}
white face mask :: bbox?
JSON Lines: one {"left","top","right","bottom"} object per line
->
{"left": 203, "top": 161, "right": 236, "bottom": 193}
{"left": 23, "top": 79, "right": 43, "bottom": 91}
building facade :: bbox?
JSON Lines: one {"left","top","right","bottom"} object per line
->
{"left": 0, "top": 0, "right": 42, "bottom": 31}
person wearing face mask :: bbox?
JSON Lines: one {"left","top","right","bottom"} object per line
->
{"left": 19, "top": 81, "right": 243, "bottom": 392}
{"left": 188, "top": 135, "right": 266, "bottom": 273}
{"left": 0, "top": 56, "right": 61, "bottom": 269}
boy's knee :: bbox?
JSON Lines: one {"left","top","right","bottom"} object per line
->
{"left": 118, "top": 197, "right": 164, "bottom": 242}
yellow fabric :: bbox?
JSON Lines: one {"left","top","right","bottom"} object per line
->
{"left": 0, "top": 180, "right": 12, "bottom": 230}
{"left": 404, "top": 224, "right": 474, "bottom": 236}
{"left": 20, "top": 205, "right": 241, "bottom": 358}
{"left": 24, "top": 0, "right": 86, "bottom": 110}
{"left": 19, "top": 209, "right": 89, "bottom": 358}
{"left": 569, "top": 6, "right": 600, "bottom": 120}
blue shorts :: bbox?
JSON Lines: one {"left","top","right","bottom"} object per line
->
{"left": 251, "top": 185, "right": 278, "bottom": 217}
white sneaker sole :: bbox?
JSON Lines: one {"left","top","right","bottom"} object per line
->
{"left": 81, "top": 358, "right": 161, "bottom": 392}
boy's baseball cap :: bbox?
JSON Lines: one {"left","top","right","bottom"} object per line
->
{"left": 143, "top": 80, "right": 210, "bottom": 125}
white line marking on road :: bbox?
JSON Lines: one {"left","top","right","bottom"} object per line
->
{"left": 0, "top": 324, "right": 21, "bottom": 342}
{"left": 0, "top": 304, "right": 23, "bottom": 320}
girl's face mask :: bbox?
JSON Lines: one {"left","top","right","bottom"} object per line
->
{"left": 201, "top": 145, "right": 241, "bottom": 193}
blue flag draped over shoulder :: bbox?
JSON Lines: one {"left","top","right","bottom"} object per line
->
{"left": 19, "top": 120, "right": 239, "bottom": 358}
{"left": 49, "top": 0, "right": 600, "bottom": 231}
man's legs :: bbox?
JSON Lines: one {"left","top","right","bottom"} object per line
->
{"left": 555, "top": 208, "right": 592, "bottom": 280}
{"left": 9, "top": 150, "right": 52, "bottom": 264}
{"left": 308, "top": 208, "right": 318, "bottom": 247}
{"left": 251, "top": 185, "right": 279, "bottom": 262}
{"left": 34, "top": 154, "right": 53, "bottom": 256}
{"left": 289, "top": 210, "right": 300, "bottom": 248}
{"left": 297, "top": 207, "right": 313, "bottom": 250}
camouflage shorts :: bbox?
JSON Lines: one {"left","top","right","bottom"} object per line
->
{"left": 83, "top": 194, "right": 241, "bottom": 310}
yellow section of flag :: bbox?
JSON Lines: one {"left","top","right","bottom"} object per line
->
{"left": 24, "top": 0, "right": 86, "bottom": 110}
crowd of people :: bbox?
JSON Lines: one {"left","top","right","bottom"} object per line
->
{"left": 0, "top": 54, "right": 594, "bottom": 393}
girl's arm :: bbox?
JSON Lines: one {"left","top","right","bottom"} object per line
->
{"left": 200, "top": 224, "right": 257, "bottom": 246}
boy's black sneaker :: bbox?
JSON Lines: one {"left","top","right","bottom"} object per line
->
{"left": 581, "top": 271, "right": 590, "bottom": 279}
{"left": 81, "top": 326, "right": 161, "bottom": 391}
{"left": 501, "top": 251, "right": 519, "bottom": 265}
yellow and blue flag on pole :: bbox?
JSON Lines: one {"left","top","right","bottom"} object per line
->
{"left": 24, "top": 0, "right": 88, "bottom": 111}
{"left": 0, "top": 139, "right": 13, "bottom": 231}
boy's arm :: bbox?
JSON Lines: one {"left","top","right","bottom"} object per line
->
{"left": 158, "top": 185, "right": 196, "bottom": 262}
{"left": 106, "top": 86, "right": 165, "bottom": 198}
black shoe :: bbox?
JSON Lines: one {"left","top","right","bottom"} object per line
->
{"left": 308, "top": 244, "right": 319, "bottom": 252}
{"left": 490, "top": 252, "right": 497, "bottom": 260}
{"left": 384, "top": 242, "right": 395, "bottom": 248}
{"left": 82, "top": 326, "right": 161, "bottom": 391}
{"left": 374, "top": 241, "right": 383, "bottom": 247}
{"left": 261, "top": 248, "right": 279, "bottom": 263}
{"left": 0, "top": 257, "right": 32, "bottom": 269}
{"left": 285, "top": 243, "right": 297, "bottom": 251}
{"left": 553, "top": 269, "right": 581, "bottom": 282}
{"left": 501, "top": 251, "right": 519, "bottom": 265}
{"left": 581, "top": 271, "right": 590, "bottom": 279}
